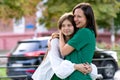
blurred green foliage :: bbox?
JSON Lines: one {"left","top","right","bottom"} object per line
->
{"left": 0, "top": 0, "right": 120, "bottom": 30}
{"left": 42, "top": 0, "right": 120, "bottom": 29}
{"left": 114, "top": 13, "right": 120, "bottom": 31}
{"left": 0, "top": 0, "right": 40, "bottom": 19}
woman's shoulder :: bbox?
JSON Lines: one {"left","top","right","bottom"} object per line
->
{"left": 77, "top": 28, "right": 90, "bottom": 33}
{"left": 79, "top": 28, "right": 90, "bottom": 31}
{"left": 75, "top": 28, "right": 94, "bottom": 37}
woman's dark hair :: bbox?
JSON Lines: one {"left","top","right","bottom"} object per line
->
{"left": 58, "top": 13, "right": 77, "bottom": 36}
{"left": 72, "top": 3, "right": 97, "bottom": 37}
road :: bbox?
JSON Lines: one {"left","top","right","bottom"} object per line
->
{"left": 0, "top": 50, "right": 8, "bottom": 65}
{"left": 0, "top": 50, "right": 119, "bottom": 80}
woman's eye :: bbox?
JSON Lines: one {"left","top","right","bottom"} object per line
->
{"left": 78, "top": 15, "right": 81, "bottom": 18}
{"left": 68, "top": 24, "right": 72, "bottom": 27}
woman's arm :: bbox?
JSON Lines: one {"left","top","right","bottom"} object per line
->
{"left": 59, "top": 28, "right": 90, "bottom": 57}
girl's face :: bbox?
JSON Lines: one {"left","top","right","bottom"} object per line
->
{"left": 61, "top": 19, "right": 74, "bottom": 36}
{"left": 73, "top": 8, "right": 87, "bottom": 28}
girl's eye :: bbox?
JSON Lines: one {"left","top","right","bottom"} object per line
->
{"left": 61, "top": 25, "right": 65, "bottom": 28}
{"left": 68, "top": 24, "right": 72, "bottom": 27}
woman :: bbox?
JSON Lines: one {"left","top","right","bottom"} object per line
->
{"left": 59, "top": 3, "right": 97, "bottom": 80}
{"left": 32, "top": 13, "right": 92, "bottom": 80}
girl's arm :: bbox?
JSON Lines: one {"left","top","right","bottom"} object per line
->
{"left": 59, "top": 31, "right": 74, "bottom": 56}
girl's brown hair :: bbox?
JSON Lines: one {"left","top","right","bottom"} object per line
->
{"left": 58, "top": 12, "right": 77, "bottom": 37}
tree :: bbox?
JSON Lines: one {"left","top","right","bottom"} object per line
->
{"left": 0, "top": 0, "right": 40, "bottom": 19}
{"left": 42, "top": 0, "right": 120, "bottom": 29}
{"left": 114, "top": 12, "right": 120, "bottom": 31}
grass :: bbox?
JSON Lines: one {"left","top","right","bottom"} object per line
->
{"left": 0, "top": 50, "right": 11, "bottom": 80}
{"left": 0, "top": 68, "right": 11, "bottom": 80}
{"left": 0, "top": 68, "right": 7, "bottom": 76}
{"left": 114, "top": 44, "right": 120, "bottom": 67}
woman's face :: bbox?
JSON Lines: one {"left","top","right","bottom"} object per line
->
{"left": 61, "top": 19, "right": 74, "bottom": 36}
{"left": 73, "top": 8, "right": 87, "bottom": 28}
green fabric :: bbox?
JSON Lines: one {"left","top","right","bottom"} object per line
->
{"left": 51, "top": 28, "right": 96, "bottom": 80}
{"left": 51, "top": 74, "right": 61, "bottom": 80}
{"left": 63, "top": 28, "right": 96, "bottom": 80}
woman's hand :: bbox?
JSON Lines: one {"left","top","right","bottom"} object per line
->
{"left": 83, "top": 63, "right": 92, "bottom": 74}
{"left": 51, "top": 32, "right": 59, "bottom": 39}
{"left": 74, "top": 63, "right": 92, "bottom": 74}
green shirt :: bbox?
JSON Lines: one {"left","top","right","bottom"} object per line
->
{"left": 64, "top": 28, "right": 96, "bottom": 80}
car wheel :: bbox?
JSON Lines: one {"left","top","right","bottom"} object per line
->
{"left": 101, "top": 60, "right": 117, "bottom": 79}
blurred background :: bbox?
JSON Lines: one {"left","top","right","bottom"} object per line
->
{"left": 0, "top": 0, "right": 120, "bottom": 80}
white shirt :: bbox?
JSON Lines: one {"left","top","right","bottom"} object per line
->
{"left": 32, "top": 38, "right": 75, "bottom": 80}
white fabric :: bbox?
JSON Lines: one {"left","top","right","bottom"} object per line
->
{"left": 32, "top": 38, "right": 98, "bottom": 80}
{"left": 32, "top": 38, "right": 75, "bottom": 80}
{"left": 32, "top": 55, "right": 54, "bottom": 80}
{"left": 114, "top": 70, "right": 120, "bottom": 80}
{"left": 49, "top": 38, "right": 75, "bottom": 79}
{"left": 90, "top": 63, "right": 98, "bottom": 80}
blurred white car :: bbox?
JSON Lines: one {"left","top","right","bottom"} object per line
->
{"left": 93, "top": 47, "right": 119, "bottom": 79}
{"left": 6, "top": 37, "right": 119, "bottom": 80}
{"left": 114, "top": 70, "right": 120, "bottom": 80}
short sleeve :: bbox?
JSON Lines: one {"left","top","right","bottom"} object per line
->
{"left": 68, "top": 28, "right": 90, "bottom": 51}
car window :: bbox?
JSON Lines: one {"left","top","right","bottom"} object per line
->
{"left": 12, "top": 40, "right": 48, "bottom": 55}
{"left": 39, "top": 40, "right": 48, "bottom": 51}
{"left": 13, "top": 42, "right": 40, "bottom": 54}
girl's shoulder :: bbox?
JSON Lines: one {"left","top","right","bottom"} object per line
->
{"left": 50, "top": 38, "right": 59, "bottom": 44}
{"left": 52, "top": 38, "right": 59, "bottom": 40}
